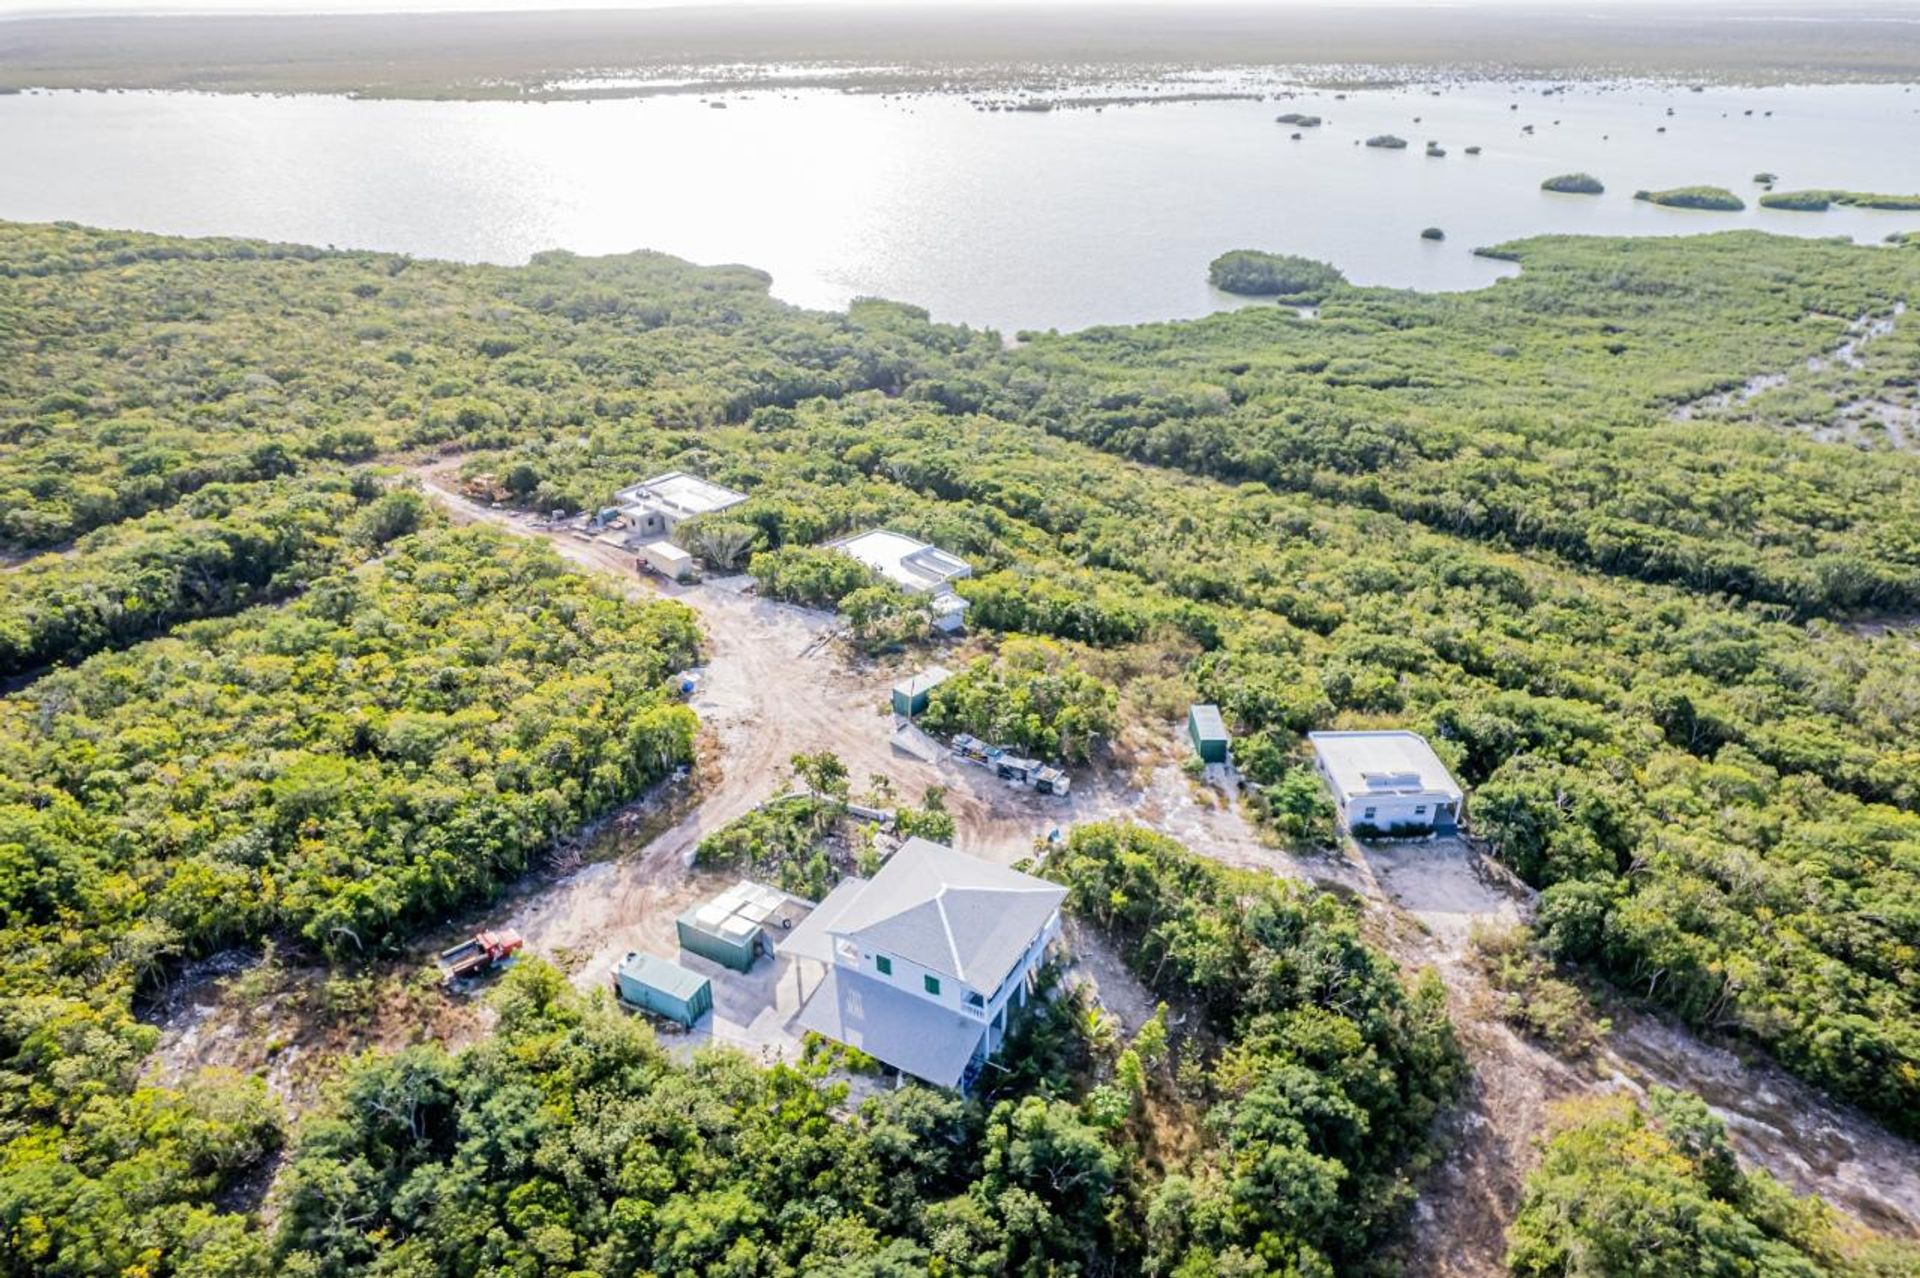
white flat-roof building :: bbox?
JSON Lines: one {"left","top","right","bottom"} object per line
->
{"left": 828, "top": 529, "right": 973, "bottom": 633}
{"left": 612, "top": 471, "right": 748, "bottom": 538}
{"left": 830, "top": 529, "right": 972, "bottom": 594}
{"left": 779, "top": 838, "right": 1064, "bottom": 1091}
{"left": 1308, "top": 730, "right": 1464, "bottom": 835}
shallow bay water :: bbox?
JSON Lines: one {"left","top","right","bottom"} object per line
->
{"left": 3, "top": 79, "right": 1918, "bottom": 331}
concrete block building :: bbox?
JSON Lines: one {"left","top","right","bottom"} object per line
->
{"left": 827, "top": 529, "right": 974, "bottom": 633}
{"left": 1308, "top": 730, "right": 1464, "bottom": 835}
{"left": 612, "top": 471, "right": 748, "bottom": 539}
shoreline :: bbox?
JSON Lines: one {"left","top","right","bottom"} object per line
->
{"left": 5, "top": 65, "right": 1918, "bottom": 106}
{"left": 5, "top": 4, "right": 1920, "bottom": 101}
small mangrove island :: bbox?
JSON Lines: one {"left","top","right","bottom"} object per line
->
{"left": 1633, "top": 186, "right": 1746, "bottom": 211}
{"left": 1366, "top": 134, "right": 1409, "bottom": 149}
{"left": 1542, "top": 172, "right": 1605, "bottom": 195}
{"left": 1420, "top": 226, "right": 1445, "bottom": 240}
{"left": 1760, "top": 189, "right": 1920, "bottom": 212}
{"left": 1275, "top": 112, "right": 1322, "bottom": 127}
{"left": 1207, "top": 249, "right": 1346, "bottom": 301}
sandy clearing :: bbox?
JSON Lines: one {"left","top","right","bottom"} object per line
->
{"left": 411, "top": 471, "right": 1142, "bottom": 978}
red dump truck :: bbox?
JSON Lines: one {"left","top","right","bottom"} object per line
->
{"left": 436, "top": 929, "right": 524, "bottom": 981}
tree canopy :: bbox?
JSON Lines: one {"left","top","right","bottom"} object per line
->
{"left": 7, "top": 218, "right": 1920, "bottom": 1272}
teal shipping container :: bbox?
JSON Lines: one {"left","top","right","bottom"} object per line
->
{"left": 611, "top": 952, "right": 713, "bottom": 1028}
{"left": 891, "top": 666, "right": 953, "bottom": 718}
{"left": 1188, "top": 704, "right": 1230, "bottom": 764}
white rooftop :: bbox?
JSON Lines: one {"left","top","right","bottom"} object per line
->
{"left": 1308, "top": 731, "right": 1462, "bottom": 800}
{"left": 829, "top": 529, "right": 973, "bottom": 595}
{"left": 786, "top": 838, "right": 1064, "bottom": 995}
{"left": 683, "top": 879, "right": 808, "bottom": 942}
{"left": 612, "top": 470, "right": 748, "bottom": 518}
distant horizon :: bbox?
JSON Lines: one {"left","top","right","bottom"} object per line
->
{"left": 10, "top": 0, "right": 1919, "bottom": 97}
{"left": 8, "top": 0, "right": 1918, "bottom": 16}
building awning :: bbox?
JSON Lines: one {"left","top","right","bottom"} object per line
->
{"left": 794, "top": 967, "right": 984, "bottom": 1089}
{"left": 777, "top": 876, "right": 870, "bottom": 965}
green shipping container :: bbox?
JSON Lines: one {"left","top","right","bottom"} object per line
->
{"left": 677, "top": 901, "right": 762, "bottom": 972}
{"left": 1188, "top": 704, "right": 1230, "bottom": 764}
{"left": 612, "top": 952, "right": 713, "bottom": 1028}
{"left": 891, "top": 666, "right": 953, "bottom": 718}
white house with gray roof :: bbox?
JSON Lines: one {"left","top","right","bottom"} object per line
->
{"left": 779, "top": 838, "right": 1065, "bottom": 1090}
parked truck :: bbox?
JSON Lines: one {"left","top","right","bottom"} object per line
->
{"left": 436, "top": 928, "right": 524, "bottom": 981}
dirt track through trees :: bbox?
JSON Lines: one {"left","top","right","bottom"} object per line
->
{"left": 1352, "top": 838, "right": 1920, "bottom": 1273}
{"left": 414, "top": 471, "right": 1180, "bottom": 980}
{"left": 419, "top": 471, "right": 1920, "bottom": 1258}
{"left": 135, "top": 471, "right": 1920, "bottom": 1273}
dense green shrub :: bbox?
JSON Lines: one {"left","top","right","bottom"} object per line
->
{"left": 747, "top": 543, "right": 875, "bottom": 607}
{"left": 1541, "top": 172, "right": 1605, "bottom": 195}
{"left": 0, "top": 475, "right": 427, "bottom": 678}
{"left": 1366, "top": 133, "right": 1409, "bottom": 149}
{"left": 840, "top": 581, "right": 930, "bottom": 651}
{"left": 2, "top": 528, "right": 700, "bottom": 958}
{"left": 1206, "top": 249, "right": 1347, "bottom": 300}
{"left": 273, "top": 961, "right": 1122, "bottom": 1275}
{"left": 1761, "top": 188, "right": 1920, "bottom": 212}
{"left": 1046, "top": 822, "right": 1462, "bottom": 1275}
{"left": 696, "top": 795, "right": 836, "bottom": 898}
{"left": 1633, "top": 185, "right": 1746, "bottom": 210}
{"left": 1508, "top": 1090, "right": 1916, "bottom": 1277}
{"left": 1762, "top": 189, "right": 1836, "bottom": 211}
{"left": 918, "top": 636, "right": 1117, "bottom": 762}
{"left": 0, "top": 528, "right": 700, "bottom": 1273}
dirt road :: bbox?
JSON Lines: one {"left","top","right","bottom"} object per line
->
{"left": 141, "top": 472, "right": 1919, "bottom": 1268}
{"left": 414, "top": 472, "right": 1159, "bottom": 982}
{"left": 424, "top": 475, "right": 1920, "bottom": 1252}
{"left": 1350, "top": 838, "right": 1920, "bottom": 1273}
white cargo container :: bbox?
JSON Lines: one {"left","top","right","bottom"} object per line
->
{"left": 636, "top": 539, "right": 695, "bottom": 582}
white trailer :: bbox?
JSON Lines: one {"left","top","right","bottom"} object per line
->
{"left": 636, "top": 540, "right": 695, "bottom": 582}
